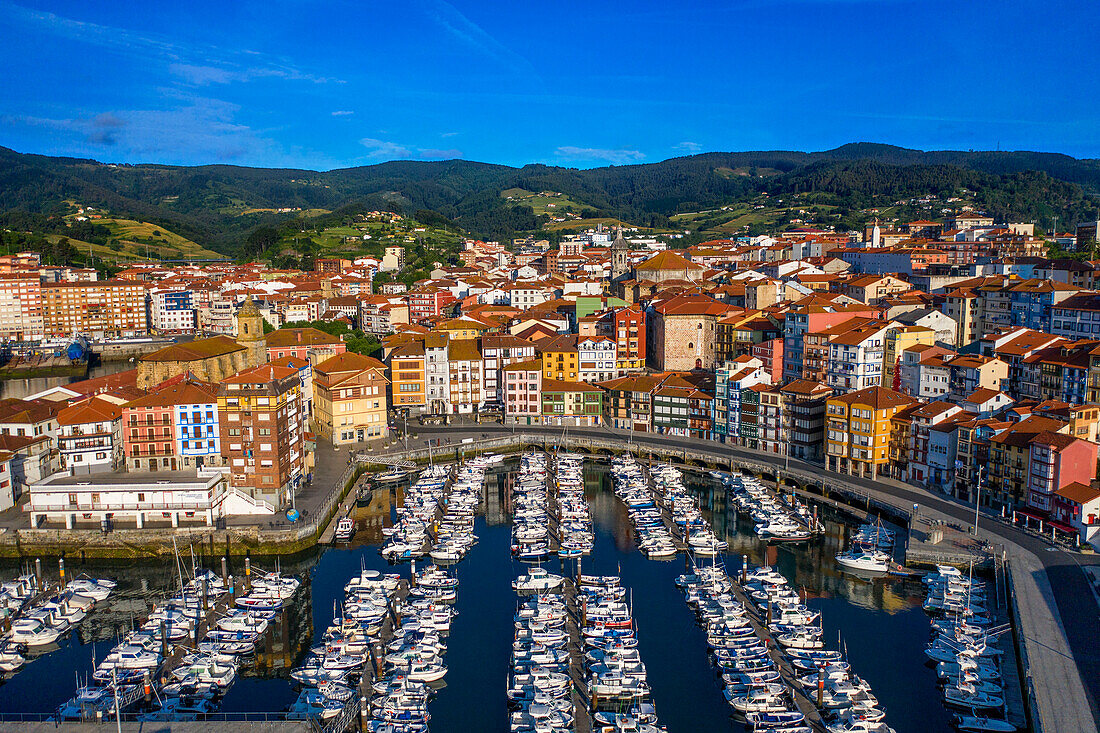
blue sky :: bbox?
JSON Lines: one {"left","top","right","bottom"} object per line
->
{"left": 1, "top": 0, "right": 1097, "bottom": 170}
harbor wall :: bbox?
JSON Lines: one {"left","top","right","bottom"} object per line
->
{"left": 92, "top": 338, "right": 175, "bottom": 361}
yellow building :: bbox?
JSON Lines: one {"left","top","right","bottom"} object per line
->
{"left": 435, "top": 318, "right": 491, "bottom": 341}
{"left": 539, "top": 334, "right": 579, "bottom": 381}
{"left": 312, "top": 352, "right": 391, "bottom": 445}
{"left": 883, "top": 325, "right": 936, "bottom": 388}
{"left": 386, "top": 340, "right": 427, "bottom": 412}
{"left": 826, "top": 386, "right": 916, "bottom": 479}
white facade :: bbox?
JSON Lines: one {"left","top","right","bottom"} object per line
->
{"left": 174, "top": 401, "right": 221, "bottom": 468}
{"left": 28, "top": 469, "right": 227, "bottom": 529}
{"left": 826, "top": 329, "right": 893, "bottom": 391}
{"left": 57, "top": 417, "right": 121, "bottom": 475}
{"left": 578, "top": 337, "right": 617, "bottom": 383}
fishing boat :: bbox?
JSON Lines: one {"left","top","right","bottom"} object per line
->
{"left": 334, "top": 517, "right": 356, "bottom": 542}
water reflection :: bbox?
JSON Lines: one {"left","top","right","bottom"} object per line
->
{"left": 0, "top": 456, "right": 951, "bottom": 731}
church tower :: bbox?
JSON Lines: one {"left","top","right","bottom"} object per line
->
{"left": 610, "top": 226, "right": 630, "bottom": 280}
{"left": 236, "top": 296, "right": 267, "bottom": 368}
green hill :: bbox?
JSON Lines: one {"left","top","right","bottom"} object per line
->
{"left": 0, "top": 143, "right": 1097, "bottom": 252}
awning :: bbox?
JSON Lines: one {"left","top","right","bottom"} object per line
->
{"left": 1015, "top": 509, "right": 1077, "bottom": 535}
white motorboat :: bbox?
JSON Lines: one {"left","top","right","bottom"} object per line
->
{"left": 7, "top": 618, "right": 62, "bottom": 646}
{"left": 512, "top": 568, "right": 564, "bottom": 593}
{"left": 334, "top": 517, "right": 355, "bottom": 542}
{"left": 953, "top": 714, "right": 1017, "bottom": 732}
{"left": 836, "top": 550, "right": 890, "bottom": 574}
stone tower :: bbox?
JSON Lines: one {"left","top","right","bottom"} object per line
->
{"left": 236, "top": 296, "right": 267, "bottom": 368}
{"left": 610, "top": 226, "right": 630, "bottom": 280}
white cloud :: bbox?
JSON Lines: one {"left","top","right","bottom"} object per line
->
{"left": 1, "top": 2, "right": 342, "bottom": 86}
{"left": 332, "top": 110, "right": 355, "bottom": 117}
{"left": 359, "top": 138, "right": 462, "bottom": 161}
{"left": 555, "top": 146, "right": 646, "bottom": 164}
{"left": 673, "top": 141, "right": 702, "bottom": 153}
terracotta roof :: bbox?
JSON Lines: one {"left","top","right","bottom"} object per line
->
{"left": 57, "top": 396, "right": 122, "bottom": 425}
{"left": 314, "top": 351, "right": 386, "bottom": 376}
{"left": 266, "top": 328, "right": 343, "bottom": 348}
{"left": 831, "top": 386, "right": 915, "bottom": 411}
{"left": 634, "top": 250, "right": 698, "bottom": 272}
{"left": 504, "top": 359, "right": 542, "bottom": 372}
{"left": 448, "top": 339, "right": 482, "bottom": 362}
{"left": 223, "top": 364, "right": 300, "bottom": 384}
{"left": 1055, "top": 482, "right": 1100, "bottom": 505}
{"left": 140, "top": 336, "right": 244, "bottom": 363}
{"left": 780, "top": 379, "right": 831, "bottom": 396}
{"left": 542, "top": 378, "right": 603, "bottom": 393}
{"left": 125, "top": 380, "right": 218, "bottom": 408}
{"left": 965, "top": 388, "right": 1008, "bottom": 404}
{"left": 0, "top": 398, "right": 60, "bottom": 424}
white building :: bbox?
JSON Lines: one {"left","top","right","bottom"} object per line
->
{"left": 826, "top": 323, "right": 897, "bottom": 391}
{"left": 56, "top": 397, "right": 122, "bottom": 475}
{"left": 149, "top": 288, "right": 197, "bottom": 334}
{"left": 28, "top": 469, "right": 228, "bottom": 529}
{"left": 577, "top": 336, "right": 618, "bottom": 383}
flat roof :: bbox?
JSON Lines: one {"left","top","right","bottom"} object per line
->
{"left": 33, "top": 469, "right": 224, "bottom": 489}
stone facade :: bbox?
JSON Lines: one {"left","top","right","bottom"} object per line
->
{"left": 649, "top": 313, "right": 718, "bottom": 371}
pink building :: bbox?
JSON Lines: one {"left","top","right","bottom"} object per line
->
{"left": 1026, "top": 431, "right": 1100, "bottom": 513}
{"left": 752, "top": 337, "right": 784, "bottom": 383}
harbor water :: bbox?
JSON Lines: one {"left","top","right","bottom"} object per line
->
{"left": 0, "top": 458, "right": 954, "bottom": 732}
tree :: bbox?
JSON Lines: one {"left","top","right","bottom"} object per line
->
{"left": 245, "top": 226, "right": 278, "bottom": 256}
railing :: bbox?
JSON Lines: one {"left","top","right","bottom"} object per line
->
{"left": 228, "top": 487, "right": 276, "bottom": 514}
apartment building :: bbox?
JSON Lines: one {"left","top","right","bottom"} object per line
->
{"left": 447, "top": 339, "right": 483, "bottom": 414}
{"left": 540, "top": 334, "right": 580, "bottom": 381}
{"left": 826, "top": 386, "right": 917, "bottom": 479}
{"left": 218, "top": 364, "right": 305, "bottom": 507}
{"left": 503, "top": 360, "right": 543, "bottom": 425}
{"left": 825, "top": 321, "right": 898, "bottom": 391}
{"left": 652, "top": 375, "right": 714, "bottom": 440}
{"left": 123, "top": 379, "right": 221, "bottom": 471}
{"left": 0, "top": 275, "right": 44, "bottom": 341}
{"left": 613, "top": 305, "right": 647, "bottom": 372}
{"left": 149, "top": 289, "right": 197, "bottom": 334}
{"left": 541, "top": 379, "right": 604, "bottom": 427}
{"left": 713, "top": 357, "right": 771, "bottom": 443}
{"left": 42, "top": 281, "right": 148, "bottom": 338}
{"left": 481, "top": 334, "right": 537, "bottom": 406}
{"left": 313, "top": 352, "right": 390, "bottom": 444}
{"left": 387, "top": 340, "right": 427, "bottom": 413}
{"left": 946, "top": 354, "right": 1009, "bottom": 399}
{"left": 1026, "top": 431, "right": 1099, "bottom": 514}
{"left": 56, "top": 397, "right": 122, "bottom": 475}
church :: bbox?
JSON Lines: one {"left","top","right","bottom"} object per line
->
{"left": 136, "top": 298, "right": 268, "bottom": 389}
{"left": 609, "top": 228, "right": 706, "bottom": 303}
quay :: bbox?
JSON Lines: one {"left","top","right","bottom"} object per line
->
{"left": 561, "top": 578, "right": 593, "bottom": 733}
{"left": 1, "top": 426, "right": 1096, "bottom": 732}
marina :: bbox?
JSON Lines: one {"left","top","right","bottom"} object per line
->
{"left": 0, "top": 455, "right": 1020, "bottom": 732}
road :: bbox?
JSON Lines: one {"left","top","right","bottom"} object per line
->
{"left": 390, "top": 419, "right": 1100, "bottom": 728}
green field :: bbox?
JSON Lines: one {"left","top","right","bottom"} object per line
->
{"left": 95, "top": 219, "right": 225, "bottom": 260}
{"left": 501, "top": 188, "right": 590, "bottom": 216}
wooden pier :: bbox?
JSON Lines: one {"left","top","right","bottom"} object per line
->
{"left": 561, "top": 578, "right": 593, "bottom": 733}
{"left": 723, "top": 571, "right": 828, "bottom": 732}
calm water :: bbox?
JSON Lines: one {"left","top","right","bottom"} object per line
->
{"left": 0, "top": 459, "right": 952, "bottom": 732}
{"left": 0, "top": 361, "right": 135, "bottom": 400}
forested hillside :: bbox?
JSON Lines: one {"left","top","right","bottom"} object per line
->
{"left": 0, "top": 143, "right": 1097, "bottom": 253}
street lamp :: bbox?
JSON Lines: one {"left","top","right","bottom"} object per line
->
{"left": 972, "top": 465, "right": 984, "bottom": 536}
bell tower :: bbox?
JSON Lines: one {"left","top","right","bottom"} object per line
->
{"left": 236, "top": 296, "right": 267, "bottom": 368}
{"left": 611, "top": 226, "right": 630, "bottom": 280}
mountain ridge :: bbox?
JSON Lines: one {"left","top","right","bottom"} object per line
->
{"left": 1, "top": 143, "right": 1098, "bottom": 249}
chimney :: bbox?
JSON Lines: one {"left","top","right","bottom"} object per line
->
{"left": 297, "top": 331, "right": 302, "bottom": 343}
